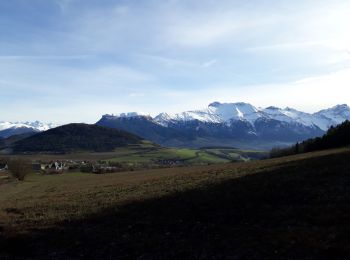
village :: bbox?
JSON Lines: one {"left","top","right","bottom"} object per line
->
{"left": 0, "top": 159, "right": 125, "bottom": 175}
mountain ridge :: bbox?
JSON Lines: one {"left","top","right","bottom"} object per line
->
{"left": 2, "top": 102, "right": 349, "bottom": 150}
{"left": 0, "top": 121, "right": 58, "bottom": 138}
{"left": 97, "top": 102, "right": 350, "bottom": 149}
{"left": 101, "top": 102, "right": 350, "bottom": 131}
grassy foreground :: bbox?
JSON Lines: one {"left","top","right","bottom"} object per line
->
{"left": 1, "top": 148, "right": 350, "bottom": 258}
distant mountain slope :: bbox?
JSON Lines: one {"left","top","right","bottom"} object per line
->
{"left": 11, "top": 124, "right": 144, "bottom": 153}
{"left": 96, "top": 114, "right": 192, "bottom": 146}
{"left": 0, "top": 121, "right": 57, "bottom": 138}
{"left": 0, "top": 127, "right": 39, "bottom": 139}
{"left": 97, "top": 102, "right": 350, "bottom": 149}
{"left": 0, "top": 132, "right": 36, "bottom": 149}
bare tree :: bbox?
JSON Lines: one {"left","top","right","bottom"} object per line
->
{"left": 8, "top": 158, "right": 33, "bottom": 181}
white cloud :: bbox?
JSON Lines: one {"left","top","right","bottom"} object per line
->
{"left": 246, "top": 41, "right": 324, "bottom": 52}
{"left": 2, "top": 0, "right": 350, "bottom": 122}
{"left": 165, "top": 20, "right": 238, "bottom": 47}
{"left": 136, "top": 67, "right": 350, "bottom": 115}
{"left": 136, "top": 54, "right": 217, "bottom": 69}
{"left": 201, "top": 59, "right": 217, "bottom": 68}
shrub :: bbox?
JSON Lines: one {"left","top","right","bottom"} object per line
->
{"left": 80, "top": 164, "right": 94, "bottom": 173}
{"left": 7, "top": 158, "right": 33, "bottom": 181}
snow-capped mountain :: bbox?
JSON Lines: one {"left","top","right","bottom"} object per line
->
{"left": 97, "top": 102, "right": 350, "bottom": 149}
{"left": 153, "top": 102, "right": 350, "bottom": 131}
{"left": 314, "top": 105, "right": 350, "bottom": 129}
{"left": 0, "top": 121, "right": 58, "bottom": 138}
{"left": 155, "top": 102, "right": 263, "bottom": 126}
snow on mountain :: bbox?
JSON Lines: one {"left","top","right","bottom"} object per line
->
{"left": 24, "top": 121, "right": 59, "bottom": 131}
{"left": 155, "top": 110, "right": 222, "bottom": 125}
{"left": 262, "top": 107, "right": 319, "bottom": 128}
{"left": 173, "top": 110, "right": 222, "bottom": 123}
{"left": 0, "top": 121, "right": 58, "bottom": 132}
{"left": 96, "top": 102, "right": 349, "bottom": 150}
{"left": 314, "top": 104, "right": 350, "bottom": 130}
{"left": 153, "top": 102, "right": 350, "bottom": 131}
{"left": 154, "top": 113, "right": 176, "bottom": 126}
{"left": 263, "top": 104, "right": 350, "bottom": 131}
{"left": 208, "top": 102, "right": 263, "bottom": 123}
{"left": 0, "top": 122, "right": 28, "bottom": 131}
{"left": 154, "top": 102, "right": 264, "bottom": 126}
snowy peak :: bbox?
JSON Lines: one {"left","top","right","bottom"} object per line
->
{"left": 332, "top": 104, "right": 349, "bottom": 110}
{"left": 156, "top": 110, "right": 221, "bottom": 124}
{"left": 154, "top": 102, "right": 263, "bottom": 125}
{"left": 314, "top": 104, "right": 350, "bottom": 130}
{"left": 153, "top": 102, "right": 350, "bottom": 131}
{"left": 154, "top": 113, "right": 176, "bottom": 126}
{"left": 24, "top": 121, "right": 59, "bottom": 131}
{"left": 0, "top": 121, "right": 58, "bottom": 132}
{"left": 105, "top": 102, "right": 350, "bottom": 133}
{"left": 316, "top": 104, "right": 350, "bottom": 118}
{"left": 208, "top": 102, "right": 261, "bottom": 123}
{"left": 262, "top": 106, "right": 317, "bottom": 128}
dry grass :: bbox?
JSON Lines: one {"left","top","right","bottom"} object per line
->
{"left": 0, "top": 148, "right": 350, "bottom": 258}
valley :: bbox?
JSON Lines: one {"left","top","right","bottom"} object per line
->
{"left": 0, "top": 142, "right": 266, "bottom": 176}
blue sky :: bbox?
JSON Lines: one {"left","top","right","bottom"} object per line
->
{"left": 1, "top": 0, "right": 350, "bottom": 123}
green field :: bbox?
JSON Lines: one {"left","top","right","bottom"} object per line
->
{"left": 101, "top": 143, "right": 266, "bottom": 166}
{"left": 1, "top": 148, "right": 350, "bottom": 258}
{"left": 0, "top": 141, "right": 267, "bottom": 169}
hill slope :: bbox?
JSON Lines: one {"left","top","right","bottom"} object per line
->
{"left": 271, "top": 120, "right": 350, "bottom": 157}
{"left": 11, "top": 123, "right": 144, "bottom": 153}
{"left": 1, "top": 148, "right": 350, "bottom": 258}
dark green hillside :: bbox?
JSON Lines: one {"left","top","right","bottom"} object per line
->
{"left": 271, "top": 120, "right": 350, "bottom": 157}
{"left": 0, "top": 127, "right": 38, "bottom": 138}
{"left": 12, "top": 123, "right": 144, "bottom": 153}
{"left": 0, "top": 132, "right": 35, "bottom": 149}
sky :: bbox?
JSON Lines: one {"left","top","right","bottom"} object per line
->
{"left": 0, "top": 0, "right": 350, "bottom": 123}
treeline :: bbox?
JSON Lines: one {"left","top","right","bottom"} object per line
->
{"left": 270, "top": 120, "right": 350, "bottom": 158}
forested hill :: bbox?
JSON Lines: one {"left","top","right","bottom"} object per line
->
{"left": 11, "top": 123, "right": 144, "bottom": 153}
{"left": 271, "top": 120, "right": 350, "bottom": 157}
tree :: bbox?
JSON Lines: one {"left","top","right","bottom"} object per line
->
{"left": 7, "top": 158, "right": 33, "bottom": 181}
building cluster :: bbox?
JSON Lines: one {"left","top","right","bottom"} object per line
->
{"left": 0, "top": 158, "right": 127, "bottom": 175}
{"left": 0, "top": 162, "right": 8, "bottom": 171}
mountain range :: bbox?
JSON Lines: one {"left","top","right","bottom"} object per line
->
{"left": 0, "top": 121, "right": 58, "bottom": 138}
{"left": 2, "top": 102, "right": 350, "bottom": 150}
{"left": 96, "top": 102, "right": 350, "bottom": 149}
